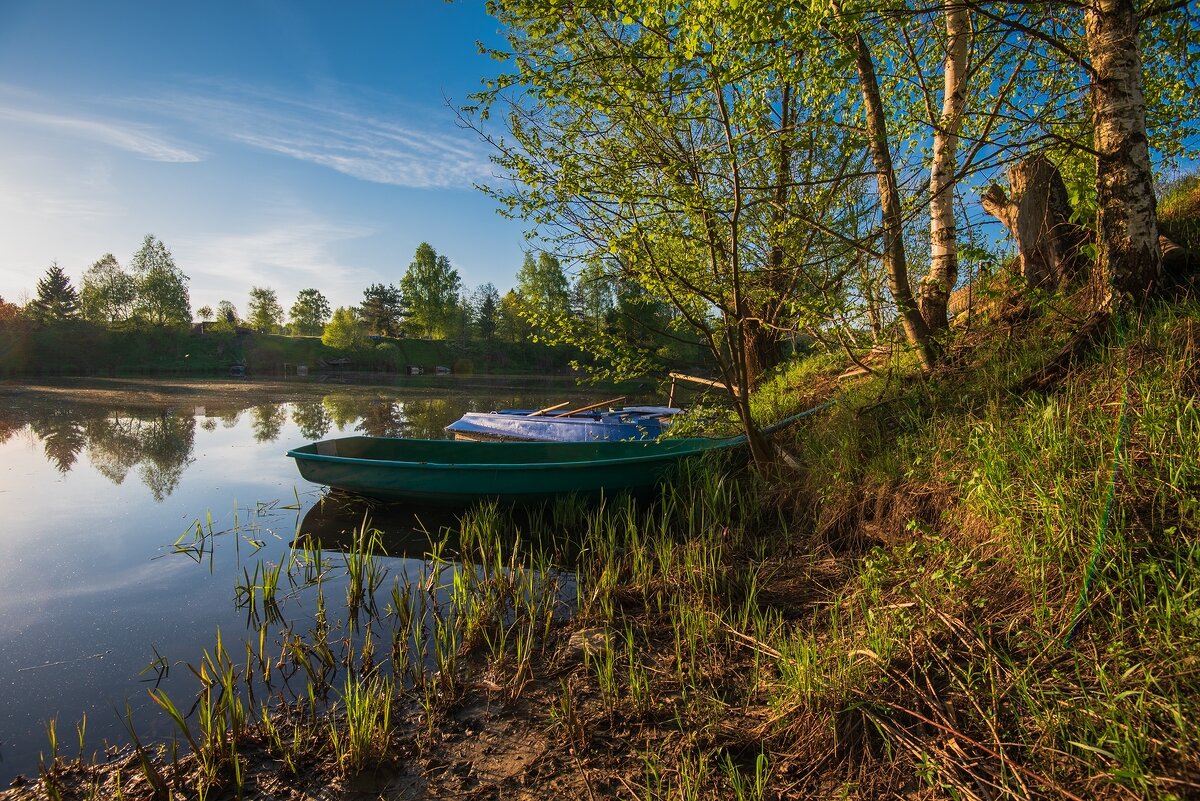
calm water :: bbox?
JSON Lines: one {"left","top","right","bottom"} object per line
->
{"left": 0, "top": 380, "right": 598, "bottom": 781}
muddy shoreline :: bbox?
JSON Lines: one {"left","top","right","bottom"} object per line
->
{"left": 0, "top": 374, "right": 639, "bottom": 409}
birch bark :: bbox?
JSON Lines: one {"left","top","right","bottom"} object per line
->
{"left": 1085, "top": 0, "right": 1162, "bottom": 306}
{"left": 921, "top": 2, "right": 971, "bottom": 331}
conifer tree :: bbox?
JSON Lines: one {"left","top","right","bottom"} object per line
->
{"left": 29, "top": 262, "right": 80, "bottom": 323}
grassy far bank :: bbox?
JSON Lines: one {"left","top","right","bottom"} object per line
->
{"left": 0, "top": 323, "right": 583, "bottom": 378}
{"left": 6, "top": 293, "right": 1199, "bottom": 800}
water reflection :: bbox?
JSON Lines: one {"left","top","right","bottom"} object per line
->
{"left": 251, "top": 402, "right": 288, "bottom": 442}
{"left": 86, "top": 413, "right": 196, "bottom": 500}
{"left": 0, "top": 380, "right": 610, "bottom": 783}
{"left": 9, "top": 402, "right": 197, "bottom": 497}
{"left": 294, "top": 491, "right": 463, "bottom": 557}
{"left": 30, "top": 409, "right": 88, "bottom": 472}
{"left": 0, "top": 390, "right": 538, "bottom": 501}
{"left": 291, "top": 399, "right": 332, "bottom": 440}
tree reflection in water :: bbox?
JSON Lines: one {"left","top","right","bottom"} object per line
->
{"left": 290, "top": 400, "right": 332, "bottom": 441}
{"left": 251, "top": 403, "right": 288, "bottom": 443}
{"left": 382, "top": 398, "right": 456, "bottom": 439}
{"left": 217, "top": 408, "right": 242, "bottom": 428}
{"left": 83, "top": 413, "right": 197, "bottom": 500}
{"left": 85, "top": 415, "right": 144, "bottom": 484}
{"left": 2, "top": 384, "right": 564, "bottom": 499}
{"left": 357, "top": 398, "right": 407, "bottom": 437}
{"left": 31, "top": 409, "right": 89, "bottom": 472}
{"left": 135, "top": 414, "right": 196, "bottom": 501}
{"left": 321, "top": 393, "right": 362, "bottom": 430}
{"left": 4, "top": 400, "right": 198, "bottom": 501}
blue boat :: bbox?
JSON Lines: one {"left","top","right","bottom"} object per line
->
{"left": 445, "top": 404, "right": 682, "bottom": 443}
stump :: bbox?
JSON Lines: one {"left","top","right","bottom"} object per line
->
{"left": 981, "top": 155, "right": 1089, "bottom": 290}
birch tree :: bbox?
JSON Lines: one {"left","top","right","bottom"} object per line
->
{"left": 1085, "top": 0, "right": 1161, "bottom": 304}
{"left": 964, "top": 1, "right": 1198, "bottom": 307}
{"left": 130, "top": 234, "right": 191, "bottom": 327}
{"left": 400, "top": 243, "right": 461, "bottom": 339}
{"left": 80, "top": 253, "right": 136, "bottom": 324}
{"left": 921, "top": 2, "right": 971, "bottom": 331}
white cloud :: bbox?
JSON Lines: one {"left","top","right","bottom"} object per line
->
{"left": 142, "top": 83, "right": 493, "bottom": 189}
{"left": 0, "top": 105, "right": 201, "bottom": 163}
{"left": 176, "top": 217, "right": 376, "bottom": 309}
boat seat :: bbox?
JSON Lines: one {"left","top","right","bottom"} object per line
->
{"left": 317, "top": 440, "right": 339, "bottom": 456}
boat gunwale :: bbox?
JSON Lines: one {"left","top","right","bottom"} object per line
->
{"left": 286, "top": 435, "right": 743, "bottom": 472}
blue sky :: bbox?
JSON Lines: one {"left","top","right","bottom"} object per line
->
{"left": 0, "top": 1, "right": 528, "bottom": 314}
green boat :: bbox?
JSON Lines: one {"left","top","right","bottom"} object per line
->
{"left": 286, "top": 435, "right": 740, "bottom": 504}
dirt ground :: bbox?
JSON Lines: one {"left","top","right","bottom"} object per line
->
{"left": 3, "top": 632, "right": 606, "bottom": 801}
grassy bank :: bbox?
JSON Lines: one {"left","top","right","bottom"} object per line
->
{"left": 8, "top": 294, "right": 1199, "bottom": 800}
{"left": 0, "top": 323, "right": 580, "bottom": 378}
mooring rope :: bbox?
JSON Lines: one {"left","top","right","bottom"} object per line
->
{"left": 758, "top": 398, "right": 838, "bottom": 436}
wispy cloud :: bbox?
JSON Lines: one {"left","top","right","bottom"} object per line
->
{"left": 0, "top": 105, "right": 200, "bottom": 163}
{"left": 143, "top": 83, "right": 493, "bottom": 189}
{"left": 177, "top": 217, "right": 375, "bottom": 307}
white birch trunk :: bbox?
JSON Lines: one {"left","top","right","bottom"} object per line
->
{"left": 1085, "top": 0, "right": 1162, "bottom": 306}
{"left": 921, "top": 2, "right": 970, "bottom": 331}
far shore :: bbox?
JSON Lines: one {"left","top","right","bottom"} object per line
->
{"left": 0, "top": 373, "right": 660, "bottom": 409}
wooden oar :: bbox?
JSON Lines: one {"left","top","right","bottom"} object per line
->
{"left": 527, "top": 400, "right": 572, "bottom": 417}
{"left": 668, "top": 371, "right": 738, "bottom": 397}
{"left": 553, "top": 396, "right": 626, "bottom": 417}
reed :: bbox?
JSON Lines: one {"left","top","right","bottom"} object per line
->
{"left": 329, "top": 672, "right": 393, "bottom": 774}
{"left": 722, "top": 750, "right": 769, "bottom": 801}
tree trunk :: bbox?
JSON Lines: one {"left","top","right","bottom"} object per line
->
{"left": 980, "top": 155, "right": 1088, "bottom": 289}
{"left": 920, "top": 2, "right": 971, "bottom": 332}
{"left": 732, "top": 387, "right": 774, "bottom": 470}
{"left": 746, "top": 80, "right": 791, "bottom": 386}
{"left": 742, "top": 318, "right": 782, "bottom": 386}
{"left": 858, "top": 255, "right": 885, "bottom": 341}
{"left": 1085, "top": 0, "right": 1162, "bottom": 306}
{"left": 844, "top": 28, "right": 938, "bottom": 370}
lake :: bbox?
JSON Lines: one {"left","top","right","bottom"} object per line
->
{"left": 0, "top": 377, "right": 614, "bottom": 783}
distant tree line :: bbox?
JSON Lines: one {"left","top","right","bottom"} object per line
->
{"left": 6, "top": 235, "right": 193, "bottom": 328}
{"left": 4, "top": 238, "right": 697, "bottom": 367}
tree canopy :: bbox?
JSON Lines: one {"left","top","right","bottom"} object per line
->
{"left": 247, "top": 286, "right": 285, "bottom": 333}
{"left": 470, "top": 282, "right": 501, "bottom": 341}
{"left": 80, "top": 254, "right": 136, "bottom": 324}
{"left": 130, "top": 234, "right": 191, "bottom": 327}
{"left": 468, "top": 0, "right": 1199, "bottom": 462}
{"left": 322, "top": 306, "right": 368, "bottom": 350}
{"left": 0, "top": 296, "right": 19, "bottom": 322}
{"left": 400, "top": 243, "right": 461, "bottom": 339}
{"left": 359, "top": 283, "right": 405, "bottom": 337}
{"left": 288, "top": 288, "right": 331, "bottom": 336}
{"left": 216, "top": 300, "right": 239, "bottom": 327}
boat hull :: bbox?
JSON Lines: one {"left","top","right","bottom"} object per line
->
{"left": 287, "top": 435, "right": 733, "bottom": 504}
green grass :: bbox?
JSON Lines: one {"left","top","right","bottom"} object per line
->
{"left": 764, "top": 299, "right": 1200, "bottom": 796}
{"left": 1159, "top": 168, "right": 1200, "bottom": 252}
{"left": 0, "top": 321, "right": 580, "bottom": 377}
